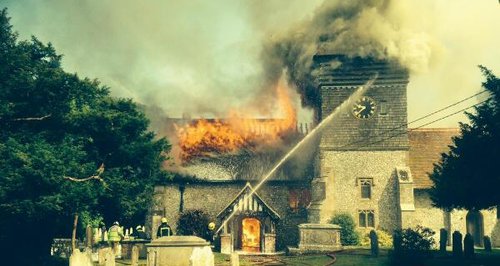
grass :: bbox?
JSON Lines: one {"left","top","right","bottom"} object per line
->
{"left": 213, "top": 248, "right": 500, "bottom": 266}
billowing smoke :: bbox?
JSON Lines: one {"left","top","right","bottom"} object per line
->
{"left": 260, "top": 0, "right": 441, "bottom": 112}
{"left": 3, "top": 0, "right": 500, "bottom": 130}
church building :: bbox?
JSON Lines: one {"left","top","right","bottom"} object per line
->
{"left": 149, "top": 54, "right": 500, "bottom": 253}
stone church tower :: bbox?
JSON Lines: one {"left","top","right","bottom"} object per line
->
{"left": 309, "top": 55, "right": 410, "bottom": 232}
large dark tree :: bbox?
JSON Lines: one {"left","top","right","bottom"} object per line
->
{"left": 430, "top": 66, "right": 500, "bottom": 211}
{"left": 0, "top": 9, "right": 170, "bottom": 264}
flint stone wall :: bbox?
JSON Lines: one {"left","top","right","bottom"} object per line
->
{"left": 406, "top": 190, "right": 500, "bottom": 247}
{"left": 318, "top": 150, "right": 406, "bottom": 232}
{"left": 152, "top": 181, "right": 308, "bottom": 250}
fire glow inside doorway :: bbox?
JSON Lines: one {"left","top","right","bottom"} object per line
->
{"left": 241, "top": 218, "right": 261, "bottom": 252}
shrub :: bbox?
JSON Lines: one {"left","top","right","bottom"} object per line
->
{"left": 360, "top": 229, "right": 393, "bottom": 247}
{"left": 176, "top": 209, "right": 211, "bottom": 240}
{"left": 390, "top": 226, "right": 435, "bottom": 266}
{"left": 329, "top": 213, "right": 359, "bottom": 245}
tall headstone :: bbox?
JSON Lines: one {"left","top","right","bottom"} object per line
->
{"left": 369, "top": 230, "right": 379, "bottom": 257}
{"left": 86, "top": 226, "right": 93, "bottom": 248}
{"left": 94, "top": 228, "right": 100, "bottom": 244}
{"left": 464, "top": 233, "right": 474, "bottom": 259}
{"left": 452, "top": 231, "right": 463, "bottom": 258}
{"left": 484, "top": 236, "right": 492, "bottom": 252}
{"left": 439, "top": 228, "right": 448, "bottom": 253}
{"left": 131, "top": 246, "right": 139, "bottom": 266}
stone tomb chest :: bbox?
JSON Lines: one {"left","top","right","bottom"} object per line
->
{"left": 146, "top": 236, "right": 213, "bottom": 266}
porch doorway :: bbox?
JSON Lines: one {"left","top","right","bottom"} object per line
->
{"left": 241, "top": 218, "right": 261, "bottom": 252}
{"left": 466, "top": 210, "right": 484, "bottom": 246}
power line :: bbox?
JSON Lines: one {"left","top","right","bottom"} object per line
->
{"left": 406, "top": 90, "right": 487, "bottom": 127}
{"left": 333, "top": 90, "right": 488, "bottom": 150}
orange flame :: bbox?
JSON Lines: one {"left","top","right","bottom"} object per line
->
{"left": 175, "top": 83, "right": 297, "bottom": 161}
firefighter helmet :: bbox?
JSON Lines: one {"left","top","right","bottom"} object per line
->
{"left": 208, "top": 222, "right": 216, "bottom": 231}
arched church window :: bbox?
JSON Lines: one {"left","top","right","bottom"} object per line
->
{"left": 358, "top": 178, "right": 373, "bottom": 199}
{"left": 358, "top": 210, "right": 375, "bottom": 227}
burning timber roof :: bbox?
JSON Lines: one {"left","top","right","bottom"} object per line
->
{"left": 173, "top": 147, "right": 314, "bottom": 183}
{"left": 408, "top": 128, "right": 459, "bottom": 189}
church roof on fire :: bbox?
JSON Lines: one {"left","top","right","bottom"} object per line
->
{"left": 408, "top": 128, "right": 460, "bottom": 189}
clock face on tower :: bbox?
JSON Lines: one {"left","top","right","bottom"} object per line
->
{"left": 353, "top": 97, "right": 376, "bottom": 119}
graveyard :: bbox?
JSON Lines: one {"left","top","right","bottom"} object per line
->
{"left": 1, "top": 1, "right": 500, "bottom": 266}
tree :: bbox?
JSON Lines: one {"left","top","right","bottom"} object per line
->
{"left": 0, "top": 9, "right": 170, "bottom": 264}
{"left": 430, "top": 66, "right": 500, "bottom": 210}
{"left": 176, "top": 209, "right": 211, "bottom": 240}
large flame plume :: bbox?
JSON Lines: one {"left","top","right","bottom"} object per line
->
{"left": 175, "top": 82, "right": 297, "bottom": 162}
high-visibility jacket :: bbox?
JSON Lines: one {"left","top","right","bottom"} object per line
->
{"left": 108, "top": 225, "right": 123, "bottom": 242}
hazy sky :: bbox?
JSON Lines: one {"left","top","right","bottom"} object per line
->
{"left": 3, "top": 0, "right": 500, "bottom": 128}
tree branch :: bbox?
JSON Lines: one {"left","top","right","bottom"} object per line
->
{"left": 10, "top": 114, "right": 52, "bottom": 121}
{"left": 63, "top": 163, "right": 108, "bottom": 188}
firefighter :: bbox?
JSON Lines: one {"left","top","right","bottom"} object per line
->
{"left": 156, "top": 217, "right": 173, "bottom": 238}
{"left": 108, "top": 221, "right": 124, "bottom": 257}
{"left": 131, "top": 225, "right": 149, "bottom": 239}
{"left": 206, "top": 222, "right": 216, "bottom": 243}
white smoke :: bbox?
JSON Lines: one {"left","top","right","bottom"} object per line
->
{"left": 3, "top": 0, "right": 500, "bottom": 128}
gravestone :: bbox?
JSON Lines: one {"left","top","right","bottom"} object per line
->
{"left": 452, "top": 231, "right": 463, "bottom": 257}
{"left": 69, "top": 249, "right": 93, "bottom": 266}
{"left": 439, "top": 228, "right": 448, "bottom": 253}
{"left": 484, "top": 236, "right": 492, "bottom": 252}
{"left": 369, "top": 230, "right": 379, "bottom": 257}
{"left": 94, "top": 228, "right": 100, "bottom": 244}
{"left": 464, "top": 233, "right": 474, "bottom": 259}
{"left": 189, "top": 246, "right": 214, "bottom": 266}
{"left": 99, "top": 247, "right": 114, "bottom": 266}
{"left": 131, "top": 245, "right": 139, "bottom": 266}
{"left": 230, "top": 252, "right": 239, "bottom": 266}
